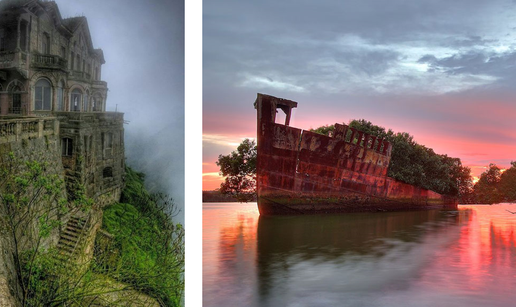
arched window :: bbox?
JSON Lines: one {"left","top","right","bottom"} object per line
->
{"left": 71, "top": 89, "right": 82, "bottom": 112}
{"left": 34, "top": 79, "right": 52, "bottom": 111}
{"left": 57, "top": 81, "right": 64, "bottom": 111}
{"left": 10, "top": 85, "right": 22, "bottom": 114}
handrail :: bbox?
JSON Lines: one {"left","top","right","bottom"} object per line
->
{"left": 0, "top": 117, "right": 57, "bottom": 141}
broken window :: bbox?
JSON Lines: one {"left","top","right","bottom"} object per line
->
{"left": 62, "top": 138, "right": 73, "bottom": 156}
{"left": 35, "top": 79, "right": 52, "bottom": 110}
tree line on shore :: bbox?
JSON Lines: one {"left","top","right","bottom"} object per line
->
{"left": 216, "top": 119, "right": 516, "bottom": 205}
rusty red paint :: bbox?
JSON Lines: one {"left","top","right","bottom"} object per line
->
{"left": 254, "top": 93, "right": 457, "bottom": 215}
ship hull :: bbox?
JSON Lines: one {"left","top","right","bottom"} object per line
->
{"left": 254, "top": 94, "right": 458, "bottom": 216}
{"left": 257, "top": 189, "right": 457, "bottom": 216}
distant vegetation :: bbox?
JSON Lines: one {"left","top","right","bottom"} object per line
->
{"left": 311, "top": 119, "right": 473, "bottom": 197}
{"left": 462, "top": 162, "right": 516, "bottom": 204}
{"left": 203, "top": 190, "right": 257, "bottom": 202}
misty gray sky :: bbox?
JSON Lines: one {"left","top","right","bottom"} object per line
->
{"left": 203, "top": 0, "right": 516, "bottom": 188}
{"left": 58, "top": 0, "right": 185, "bottom": 223}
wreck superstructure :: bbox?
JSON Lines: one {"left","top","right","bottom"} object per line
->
{"left": 255, "top": 93, "right": 457, "bottom": 215}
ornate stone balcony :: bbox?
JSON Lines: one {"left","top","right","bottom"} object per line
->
{"left": 0, "top": 117, "right": 58, "bottom": 143}
{"left": 31, "top": 53, "right": 67, "bottom": 71}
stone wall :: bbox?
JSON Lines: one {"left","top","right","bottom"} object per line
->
{"left": 56, "top": 112, "right": 125, "bottom": 206}
{"left": 0, "top": 113, "right": 124, "bottom": 305}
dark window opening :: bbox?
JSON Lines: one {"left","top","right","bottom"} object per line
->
{"left": 9, "top": 85, "right": 22, "bottom": 114}
{"left": 62, "top": 138, "right": 73, "bottom": 156}
{"left": 20, "top": 21, "right": 28, "bottom": 51}
{"left": 0, "top": 28, "right": 4, "bottom": 52}
{"left": 103, "top": 167, "right": 113, "bottom": 178}
{"left": 84, "top": 135, "right": 89, "bottom": 153}
{"left": 11, "top": 93, "right": 21, "bottom": 114}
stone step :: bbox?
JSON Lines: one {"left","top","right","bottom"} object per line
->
{"left": 59, "top": 233, "right": 80, "bottom": 243}
{"left": 57, "top": 238, "right": 76, "bottom": 249}
{"left": 68, "top": 221, "right": 86, "bottom": 229}
{"left": 68, "top": 217, "right": 86, "bottom": 228}
{"left": 57, "top": 244, "right": 76, "bottom": 254}
{"left": 63, "top": 227, "right": 82, "bottom": 236}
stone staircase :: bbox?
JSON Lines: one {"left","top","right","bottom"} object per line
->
{"left": 56, "top": 215, "right": 89, "bottom": 265}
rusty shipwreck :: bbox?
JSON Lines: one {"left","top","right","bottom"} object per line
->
{"left": 254, "top": 93, "right": 458, "bottom": 215}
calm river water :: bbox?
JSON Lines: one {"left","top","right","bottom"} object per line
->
{"left": 203, "top": 202, "right": 516, "bottom": 307}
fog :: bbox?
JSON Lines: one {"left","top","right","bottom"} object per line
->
{"left": 57, "top": 0, "right": 185, "bottom": 224}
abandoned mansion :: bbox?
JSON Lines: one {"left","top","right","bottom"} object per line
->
{"left": 0, "top": 0, "right": 124, "bottom": 204}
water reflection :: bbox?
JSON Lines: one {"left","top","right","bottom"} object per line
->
{"left": 255, "top": 210, "right": 462, "bottom": 307}
{"left": 203, "top": 203, "right": 516, "bottom": 307}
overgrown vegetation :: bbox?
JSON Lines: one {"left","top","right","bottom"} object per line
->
{"left": 0, "top": 152, "right": 88, "bottom": 306}
{"left": 0, "top": 153, "right": 183, "bottom": 306}
{"left": 311, "top": 119, "right": 473, "bottom": 197}
{"left": 99, "top": 167, "right": 184, "bottom": 306}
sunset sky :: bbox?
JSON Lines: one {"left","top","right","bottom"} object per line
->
{"left": 203, "top": 0, "right": 516, "bottom": 191}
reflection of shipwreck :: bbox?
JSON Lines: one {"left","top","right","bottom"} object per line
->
{"left": 254, "top": 93, "right": 458, "bottom": 215}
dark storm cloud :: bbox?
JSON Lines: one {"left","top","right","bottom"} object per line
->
{"left": 419, "top": 50, "right": 516, "bottom": 86}
{"left": 204, "top": 0, "right": 516, "bottom": 100}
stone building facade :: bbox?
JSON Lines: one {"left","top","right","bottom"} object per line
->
{"left": 0, "top": 0, "right": 124, "bottom": 204}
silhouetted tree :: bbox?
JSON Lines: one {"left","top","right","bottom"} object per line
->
{"left": 498, "top": 161, "right": 516, "bottom": 202}
{"left": 216, "top": 139, "right": 257, "bottom": 202}
{"left": 472, "top": 163, "right": 503, "bottom": 204}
